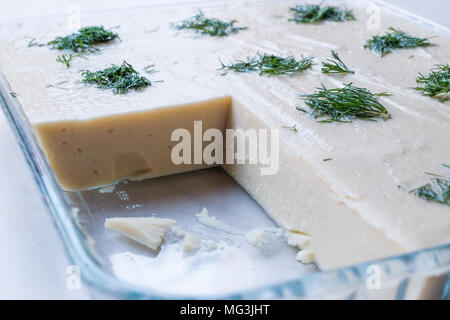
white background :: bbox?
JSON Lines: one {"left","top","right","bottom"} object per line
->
{"left": 0, "top": 0, "right": 448, "bottom": 299}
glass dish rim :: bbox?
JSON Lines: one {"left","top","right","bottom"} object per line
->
{"left": 0, "top": 0, "right": 449, "bottom": 299}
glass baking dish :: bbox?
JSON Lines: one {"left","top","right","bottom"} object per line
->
{"left": 0, "top": 0, "right": 449, "bottom": 299}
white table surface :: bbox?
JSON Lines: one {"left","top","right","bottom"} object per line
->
{"left": 0, "top": 0, "right": 448, "bottom": 299}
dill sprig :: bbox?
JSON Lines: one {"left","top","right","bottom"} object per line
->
{"left": 80, "top": 61, "right": 152, "bottom": 94}
{"left": 220, "top": 53, "right": 314, "bottom": 76}
{"left": 143, "top": 64, "right": 158, "bottom": 74}
{"left": 297, "top": 83, "right": 391, "bottom": 123}
{"left": 56, "top": 54, "right": 75, "bottom": 68}
{"left": 410, "top": 164, "right": 450, "bottom": 206}
{"left": 364, "top": 27, "right": 433, "bottom": 57}
{"left": 46, "top": 84, "right": 68, "bottom": 90}
{"left": 289, "top": 4, "right": 355, "bottom": 24}
{"left": 321, "top": 50, "right": 354, "bottom": 74}
{"left": 174, "top": 11, "right": 247, "bottom": 37}
{"left": 48, "top": 26, "right": 119, "bottom": 53}
{"left": 10, "top": 92, "right": 17, "bottom": 97}
{"left": 27, "top": 38, "right": 45, "bottom": 47}
{"left": 281, "top": 125, "right": 298, "bottom": 133}
{"left": 414, "top": 64, "right": 449, "bottom": 101}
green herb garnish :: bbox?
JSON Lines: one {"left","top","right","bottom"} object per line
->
{"left": 56, "top": 52, "right": 86, "bottom": 68}
{"left": 297, "top": 83, "right": 391, "bottom": 123}
{"left": 321, "top": 50, "right": 354, "bottom": 74}
{"left": 30, "top": 26, "right": 118, "bottom": 68}
{"left": 323, "top": 158, "right": 332, "bottom": 162}
{"left": 10, "top": 92, "right": 17, "bottom": 97}
{"left": 414, "top": 64, "right": 449, "bottom": 101}
{"left": 80, "top": 61, "right": 152, "bottom": 94}
{"left": 289, "top": 4, "right": 355, "bottom": 23}
{"left": 281, "top": 125, "right": 298, "bottom": 133}
{"left": 364, "top": 27, "right": 433, "bottom": 57}
{"left": 48, "top": 26, "right": 119, "bottom": 53}
{"left": 27, "top": 38, "right": 45, "bottom": 47}
{"left": 410, "top": 164, "right": 450, "bottom": 206}
{"left": 143, "top": 64, "right": 158, "bottom": 74}
{"left": 56, "top": 54, "right": 75, "bottom": 68}
{"left": 46, "top": 84, "right": 68, "bottom": 90}
{"left": 220, "top": 53, "right": 313, "bottom": 76}
{"left": 174, "top": 11, "right": 247, "bottom": 37}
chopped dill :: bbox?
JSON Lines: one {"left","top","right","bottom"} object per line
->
{"left": 27, "top": 38, "right": 45, "bottom": 47}
{"left": 30, "top": 26, "right": 118, "bottom": 67}
{"left": 297, "top": 83, "right": 391, "bottom": 123}
{"left": 48, "top": 25, "right": 119, "bottom": 53}
{"left": 289, "top": 4, "right": 355, "bottom": 24}
{"left": 281, "top": 125, "right": 298, "bottom": 133}
{"left": 46, "top": 84, "right": 68, "bottom": 90}
{"left": 323, "top": 158, "right": 332, "bottom": 162}
{"left": 364, "top": 27, "right": 433, "bottom": 57}
{"left": 174, "top": 11, "right": 247, "bottom": 37}
{"left": 220, "top": 53, "right": 314, "bottom": 76}
{"left": 10, "top": 92, "right": 17, "bottom": 97}
{"left": 80, "top": 61, "right": 152, "bottom": 94}
{"left": 410, "top": 164, "right": 449, "bottom": 206}
{"left": 321, "top": 50, "right": 354, "bottom": 74}
{"left": 56, "top": 52, "right": 87, "bottom": 68}
{"left": 143, "top": 64, "right": 158, "bottom": 74}
{"left": 414, "top": 64, "right": 449, "bottom": 102}
{"left": 56, "top": 54, "right": 74, "bottom": 68}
